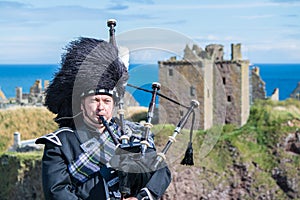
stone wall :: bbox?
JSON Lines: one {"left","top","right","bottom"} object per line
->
{"left": 215, "top": 61, "right": 243, "bottom": 125}
{"left": 290, "top": 82, "right": 300, "bottom": 100}
{"left": 158, "top": 43, "right": 252, "bottom": 130}
{"left": 158, "top": 60, "right": 204, "bottom": 129}
{"left": 251, "top": 66, "right": 266, "bottom": 101}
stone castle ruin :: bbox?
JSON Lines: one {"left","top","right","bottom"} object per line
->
{"left": 158, "top": 43, "right": 266, "bottom": 130}
{"left": 0, "top": 87, "right": 8, "bottom": 108}
{"left": 290, "top": 82, "right": 300, "bottom": 100}
{"left": 251, "top": 66, "right": 266, "bottom": 100}
{"left": 15, "top": 79, "right": 49, "bottom": 106}
{"left": 0, "top": 79, "right": 50, "bottom": 109}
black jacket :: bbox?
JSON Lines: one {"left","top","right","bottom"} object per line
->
{"left": 36, "top": 121, "right": 171, "bottom": 200}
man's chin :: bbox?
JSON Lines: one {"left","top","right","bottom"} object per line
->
{"left": 84, "top": 118, "right": 100, "bottom": 127}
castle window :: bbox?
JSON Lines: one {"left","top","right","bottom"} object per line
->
{"left": 227, "top": 95, "right": 231, "bottom": 102}
{"left": 180, "top": 110, "right": 184, "bottom": 116}
{"left": 190, "top": 86, "right": 195, "bottom": 96}
{"left": 222, "top": 77, "right": 226, "bottom": 85}
{"left": 168, "top": 68, "right": 173, "bottom": 76}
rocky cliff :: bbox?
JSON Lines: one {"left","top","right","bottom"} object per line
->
{"left": 162, "top": 131, "right": 300, "bottom": 199}
{"left": 1, "top": 127, "right": 299, "bottom": 200}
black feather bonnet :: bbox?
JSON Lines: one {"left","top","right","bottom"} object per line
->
{"left": 45, "top": 37, "right": 128, "bottom": 127}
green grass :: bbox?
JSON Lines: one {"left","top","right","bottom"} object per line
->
{"left": 0, "top": 107, "right": 58, "bottom": 152}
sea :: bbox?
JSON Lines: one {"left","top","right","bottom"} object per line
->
{"left": 0, "top": 63, "right": 299, "bottom": 107}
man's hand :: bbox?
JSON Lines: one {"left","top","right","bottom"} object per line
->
{"left": 123, "top": 197, "right": 138, "bottom": 200}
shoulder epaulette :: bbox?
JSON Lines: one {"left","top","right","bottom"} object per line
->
{"left": 35, "top": 127, "right": 74, "bottom": 146}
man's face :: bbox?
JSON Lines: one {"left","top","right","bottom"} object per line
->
{"left": 81, "top": 94, "right": 114, "bottom": 129}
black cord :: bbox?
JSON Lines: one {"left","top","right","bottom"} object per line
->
{"left": 127, "top": 83, "right": 189, "bottom": 109}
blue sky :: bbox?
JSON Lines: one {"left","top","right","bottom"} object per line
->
{"left": 0, "top": 0, "right": 300, "bottom": 64}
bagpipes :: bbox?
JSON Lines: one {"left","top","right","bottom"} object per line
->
{"left": 100, "top": 19, "right": 199, "bottom": 199}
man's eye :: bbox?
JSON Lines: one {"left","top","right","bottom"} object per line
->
{"left": 105, "top": 99, "right": 112, "bottom": 103}
{"left": 91, "top": 99, "right": 99, "bottom": 103}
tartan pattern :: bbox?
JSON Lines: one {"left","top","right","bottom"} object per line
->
{"left": 68, "top": 146, "right": 101, "bottom": 183}
{"left": 98, "top": 125, "right": 119, "bottom": 164}
{"left": 67, "top": 120, "right": 154, "bottom": 184}
{"left": 68, "top": 122, "right": 119, "bottom": 184}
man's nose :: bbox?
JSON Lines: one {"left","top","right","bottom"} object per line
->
{"left": 97, "top": 100, "right": 105, "bottom": 109}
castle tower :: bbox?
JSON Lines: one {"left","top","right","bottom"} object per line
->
{"left": 240, "top": 60, "right": 250, "bottom": 125}
{"left": 214, "top": 43, "right": 250, "bottom": 126}
{"left": 158, "top": 44, "right": 213, "bottom": 130}
{"left": 231, "top": 43, "right": 242, "bottom": 61}
{"left": 30, "top": 79, "right": 42, "bottom": 95}
{"left": 202, "top": 58, "right": 214, "bottom": 129}
{"left": 16, "top": 87, "right": 22, "bottom": 104}
{"left": 205, "top": 44, "right": 224, "bottom": 61}
{"left": 158, "top": 43, "right": 251, "bottom": 129}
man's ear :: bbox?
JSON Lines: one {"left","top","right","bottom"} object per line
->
{"left": 80, "top": 98, "right": 84, "bottom": 111}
